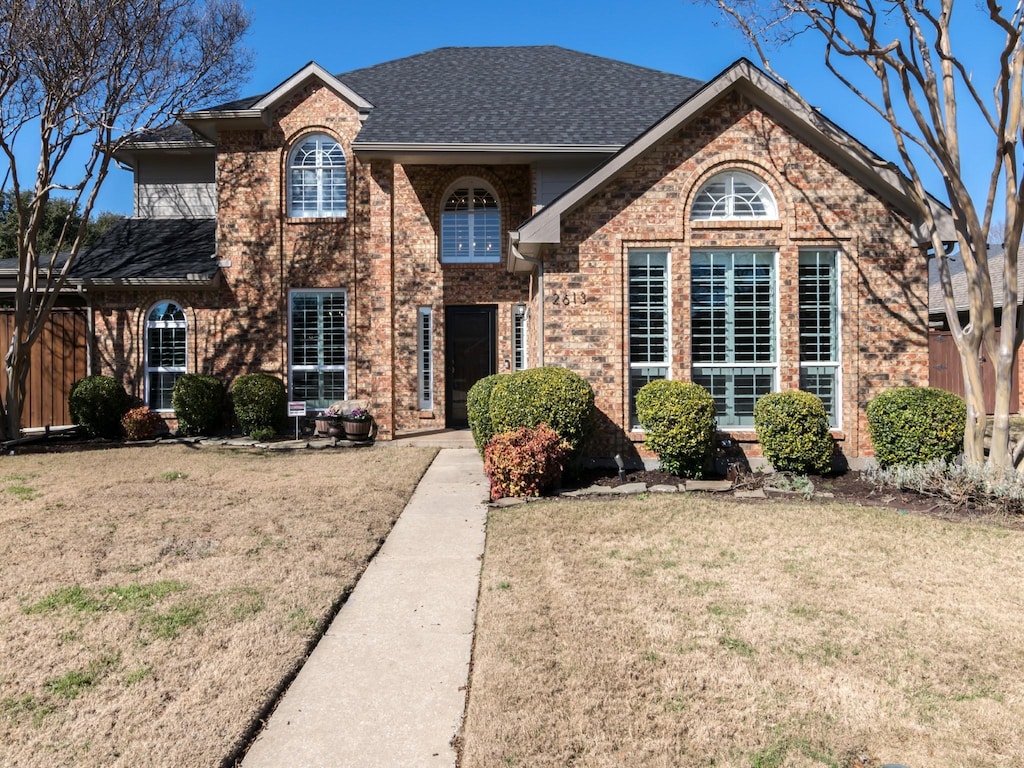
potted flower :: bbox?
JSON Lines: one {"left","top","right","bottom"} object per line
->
{"left": 315, "top": 404, "right": 345, "bottom": 438}
{"left": 341, "top": 406, "right": 375, "bottom": 442}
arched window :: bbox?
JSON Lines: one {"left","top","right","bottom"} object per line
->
{"left": 288, "top": 134, "right": 347, "bottom": 218}
{"left": 691, "top": 170, "right": 777, "bottom": 221}
{"left": 146, "top": 301, "right": 187, "bottom": 411}
{"left": 441, "top": 182, "right": 500, "bottom": 263}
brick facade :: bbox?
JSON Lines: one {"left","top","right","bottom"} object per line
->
{"left": 532, "top": 92, "right": 927, "bottom": 462}
{"left": 91, "top": 75, "right": 929, "bottom": 466}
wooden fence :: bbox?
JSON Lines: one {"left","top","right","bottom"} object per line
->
{"left": 0, "top": 308, "right": 89, "bottom": 429}
{"left": 929, "top": 330, "right": 1019, "bottom": 415}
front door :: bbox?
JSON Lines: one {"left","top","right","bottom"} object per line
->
{"left": 445, "top": 305, "right": 496, "bottom": 427}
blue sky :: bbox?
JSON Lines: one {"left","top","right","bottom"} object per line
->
{"left": 89, "top": 0, "right": 997, "bottom": 217}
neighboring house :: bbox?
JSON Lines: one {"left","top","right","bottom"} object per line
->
{"left": 56, "top": 45, "right": 953, "bottom": 463}
{"left": 928, "top": 245, "right": 1024, "bottom": 413}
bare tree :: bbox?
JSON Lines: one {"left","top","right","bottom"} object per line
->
{"left": 704, "top": 0, "right": 1024, "bottom": 471}
{"left": 0, "top": 0, "right": 250, "bottom": 441}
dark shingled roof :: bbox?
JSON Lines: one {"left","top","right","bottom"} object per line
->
{"left": 203, "top": 46, "right": 705, "bottom": 147}
{"left": 72, "top": 219, "right": 218, "bottom": 281}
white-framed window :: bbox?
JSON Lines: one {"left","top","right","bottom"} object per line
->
{"left": 628, "top": 250, "right": 670, "bottom": 428}
{"left": 145, "top": 301, "right": 187, "bottom": 412}
{"left": 691, "top": 170, "right": 777, "bottom": 221}
{"left": 418, "top": 307, "right": 433, "bottom": 410}
{"left": 288, "top": 134, "right": 347, "bottom": 218}
{"left": 799, "top": 249, "right": 841, "bottom": 427}
{"left": 289, "top": 290, "right": 347, "bottom": 409}
{"left": 441, "top": 182, "right": 500, "bottom": 263}
{"left": 691, "top": 251, "right": 777, "bottom": 427}
{"left": 512, "top": 303, "right": 528, "bottom": 372}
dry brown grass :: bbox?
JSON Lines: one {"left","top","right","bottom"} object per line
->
{"left": 462, "top": 496, "right": 1024, "bottom": 768}
{"left": 0, "top": 443, "right": 436, "bottom": 768}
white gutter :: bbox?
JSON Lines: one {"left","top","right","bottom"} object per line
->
{"left": 509, "top": 235, "right": 544, "bottom": 367}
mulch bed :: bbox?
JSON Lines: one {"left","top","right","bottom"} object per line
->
{"left": 576, "top": 466, "right": 1024, "bottom": 528}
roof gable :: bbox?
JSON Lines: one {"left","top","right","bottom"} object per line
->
{"left": 181, "top": 62, "right": 372, "bottom": 140}
{"left": 511, "top": 58, "right": 954, "bottom": 269}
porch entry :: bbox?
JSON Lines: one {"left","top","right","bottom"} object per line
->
{"left": 445, "top": 305, "right": 496, "bottom": 427}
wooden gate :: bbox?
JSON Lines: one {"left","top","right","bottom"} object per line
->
{"left": 930, "top": 330, "right": 1019, "bottom": 415}
{"left": 0, "top": 308, "right": 89, "bottom": 429}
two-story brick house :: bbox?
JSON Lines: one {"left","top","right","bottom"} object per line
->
{"left": 73, "top": 46, "right": 952, "bottom": 463}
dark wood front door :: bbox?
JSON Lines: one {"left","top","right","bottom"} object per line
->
{"left": 445, "top": 306, "right": 496, "bottom": 427}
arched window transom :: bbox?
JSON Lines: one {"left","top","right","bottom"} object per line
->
{"left": 288, "top": 134, "right": 347, "bottom": 218}
{"left": 441, "top": 183, "right": 500, "bottom": 263}
{"left": 691, "top": 170, "right": 777, "bottom": 221}
{"left": 146, "top": 301, "right": 187, "bottom": 411}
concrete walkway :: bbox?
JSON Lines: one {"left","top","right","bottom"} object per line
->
{"left": 241, "top": 448, "right": 489, "bottom": 768}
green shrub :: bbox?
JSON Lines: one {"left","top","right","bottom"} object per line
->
{"left": 231, "top": 373, "right": 287, "bottom": 436}
{"left": 171, "top": 374, "right": 226, "bottom": 436}
{"left": 866, "top": 386, "right": 966, "bottom": 467}
{"left": 753, "top": 390, "right": 835, "bottom": 474}
{"left": 68, "top": 375, "right": 129, "bottom": 438}
{"left": 483, "top": 424, "right": 571, "bottom": 499}
{"left": 121, "top": 407, "right": 165, "bottom": 441}
{"left": 488, "top": 367, "right": 595, "bottom": 455}
{"left": 250, "top": 426, "right": 276, "bottom": 442}
{"left": 468, "top": 374, "right": 503, "bottom": 454}
{"left": 635, "top": 380, "right": 716, "bottom": 478}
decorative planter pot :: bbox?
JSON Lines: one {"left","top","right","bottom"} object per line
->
{"left": 342, "top": 417, "right": 374, "bottom": 442}
{"left": 315, "top": 418, "right": 344, "bottom": 438}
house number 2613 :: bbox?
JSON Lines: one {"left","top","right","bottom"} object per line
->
{"left": 552, "top": 291, "right": 587, "bottom": 307}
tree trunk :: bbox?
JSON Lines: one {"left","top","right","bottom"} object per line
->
{"left": 959, "top": 345, "right": 989, "bottom": 466}
{"left": 2, "top": 334, "right": 28, "bottom": 443}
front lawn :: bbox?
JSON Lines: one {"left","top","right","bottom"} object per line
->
{"left": 462, "top": 495, "right": 1024, "bottom": 767}
{"left": 0, "top": 444, "right": 436, "bottom": 767}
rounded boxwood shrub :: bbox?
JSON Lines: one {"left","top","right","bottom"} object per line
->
{"left": 866, "top": 386, "right": 966, "bottom": 467}
{"left": 171, "top": 374, "right": 226, "bottom": 436}
{"left": 231, "top": 373, "right": 287, "bottom": 436}
{"left": 69, "top": 375, "right": 129, "bottom": 438}
{"left": 753, "top": 390, "right": 835, "bottom": 474}
{"left": 635, "top": 379, "right": 716, "bottom": 478}
{"left": 488, "top": 366, "right": 595, "bottom": 456}
{"left": 468, "top": 373, "right": 503, "bottom": 454}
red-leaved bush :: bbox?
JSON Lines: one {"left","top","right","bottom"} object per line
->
{"left": 483, "top": 423, "right": 571, "bottom": 499}
{"left": 121, "top": 406, "right": 165, "bottom": 441}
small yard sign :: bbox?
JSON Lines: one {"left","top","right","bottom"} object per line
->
{"left": 287, "top": 401, "right": 307, "bottom": 440}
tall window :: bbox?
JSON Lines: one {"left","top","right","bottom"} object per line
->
{"left": 691, "top": 170, "right": 777, "bottom": 221}
{"left": 512, "top": 304, "right": 528, "bottom": 372}
{"left": 799, "top": 250, "right": 840, "bottom": 426}
{"left": 441, "top": 183, "right": 500, "bottom": 263}
{"left": 418, "top": 307, "right": 433, "bottom": 410}
{"left": 146, "top": 301, "right": 187, "bottom": 411}
{"left": 629, "top": 250, "right": 670, "bottom": 427}
{"left": 289, "top": 290, "right": 347, "bottom": 408}
{"left": 288, "top": 134, "right": 347, "bottom": 218}
{"left": 691, "top": 252, "right": 776, "bottom": 427}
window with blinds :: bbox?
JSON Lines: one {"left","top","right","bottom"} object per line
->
{"left": 799, "top": 250, "right": 840, "bottom": 426}
{"left": 628, "top": 250, "right": 670, "bottom": 427}
{"left": 418, "top": 307, "right": 433, "bottom": 410}
{"left": 441, "top": 184, "right": 500, "bottom": 263}
{"left": 691, "top": 251, "right": 776, "bottom": 426}
{"left": 288, "top": 134, "right": 347, "bottom": 218}
{"left": 289, "top": 290, "right": 347, "bottom": 408}
{"left": 145, "top": 301, "right": 187, "bottom": 411}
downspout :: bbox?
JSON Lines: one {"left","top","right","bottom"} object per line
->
{"left": 510, "top": 235, "right": 544, "bottom": 367}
